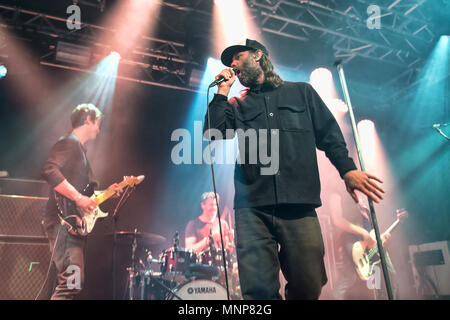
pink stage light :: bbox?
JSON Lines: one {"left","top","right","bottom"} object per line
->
{"left": 357, "top": 119, "right": 376, "bottom": 165}
{"left": 309, "top": 67, "right": 346, "bottom": 118}
{"left": 97, "top": 0, "right": 161, "bottom": 59}
{"left": 309, "top": 67, "right": 338, "bottom": 101}
{"left": 212, "top": 0, "right": 262, "bottom": 60}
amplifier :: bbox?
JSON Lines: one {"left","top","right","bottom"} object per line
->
{"left": 0, "top": 194, "right": 52, "bottom": 300}
{"left": 409, "top": 241, "right": 450, "bottom": 297}
{"left": 0, "top": 178, "right": 48, "bottom": 197}
{"left": 0, "top": 194, "right": 48, "bottom": 237}
{"left": 0, "top": 241, "right": 52, "bottom": 300}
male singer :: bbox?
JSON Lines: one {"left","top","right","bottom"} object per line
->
{"left": 204, "top": 38, "right": 385, "bottom": 299}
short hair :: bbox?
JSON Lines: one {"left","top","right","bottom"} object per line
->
{"left": 70, "top": 103, "right": 103, "bottom": 129}
{"left": 201, "top": 192, "right": 220, "bottom": 203}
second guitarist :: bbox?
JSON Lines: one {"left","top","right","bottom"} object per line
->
{"left": 329, "top": 192, "right": 394, "bottom": 300}
{"left": 41, "top": 103, "right": 122, "bottom": 300}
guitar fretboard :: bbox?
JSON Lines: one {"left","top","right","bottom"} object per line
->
{"left": 94, "top": 179, "right": 132, "bottom": 205}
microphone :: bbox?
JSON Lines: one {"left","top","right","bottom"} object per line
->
{"left": 208, "top": 69, "right": 240, "bottom": 88}
{"left": 209, "top": 76, "right": 226, "bottom": 88}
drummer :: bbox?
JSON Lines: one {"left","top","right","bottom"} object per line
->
{"left": 185, "top": 192, "right": 234, "bottom": 254}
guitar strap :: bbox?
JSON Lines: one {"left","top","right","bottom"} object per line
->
{"left": 54, "top": 191, "right": 86, "bottom": 237}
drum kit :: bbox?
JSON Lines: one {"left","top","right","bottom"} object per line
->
{"left": 113, "top": 230, "right": 242, "bottom": 300}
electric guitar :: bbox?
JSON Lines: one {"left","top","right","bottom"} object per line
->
{"left": 352, "top": 209, "right": 408, "bottom": 281}
{"left": 55, "top": 175, "right": 145, "bottom": 236}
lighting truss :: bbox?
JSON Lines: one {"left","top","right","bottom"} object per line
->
{"left": 248, "top": 0, "right": 435, "bottom": 64}
{"left": 0, "top": 4, "right": 201, "bottom": 92}
{"left": 247, "top": 0, "right": 439, "bottom": 96}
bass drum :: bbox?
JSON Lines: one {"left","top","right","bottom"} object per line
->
{"left": 169, "top": 279, "right": 227, "bottom": 300}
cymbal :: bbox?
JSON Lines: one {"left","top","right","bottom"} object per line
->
{"left": 107, "top": 231, "right": 166, "bottom": 245}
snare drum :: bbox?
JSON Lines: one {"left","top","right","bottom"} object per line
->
{"left": 160, "top": 247, "right": 197, "bottom": 276}
{"left": 169, "top": 279, "right": 227, "bottom": 300}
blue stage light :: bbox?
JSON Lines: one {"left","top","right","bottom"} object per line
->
{"left": 0, "top": 65, "right": 7, "bottom": 79}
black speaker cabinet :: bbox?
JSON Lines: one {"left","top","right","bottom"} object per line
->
{"left": 0, "top": 194, "right": 48, "bottom": 237}
{"left": 0, "top": 241, "right": 52, "bottom": 300}
{"left": 0, "top": 194, "right": 52, "bottom": 300}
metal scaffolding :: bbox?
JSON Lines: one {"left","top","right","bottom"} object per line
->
{"left": 0, "top": 0, "right": 444, "bottom": 97}
{"left": 0, "top": 3, "right": 201, "bottom": 92}
{"left": 247, "top": 0, "right": 440, "bottom": 98}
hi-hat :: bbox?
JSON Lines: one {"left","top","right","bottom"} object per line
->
{"left": 108, "top": 231, "right": 166, "bottom": 245}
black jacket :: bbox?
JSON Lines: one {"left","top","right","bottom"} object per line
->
{"left": 204, "top": 81, "right": 356, "bottom": 209}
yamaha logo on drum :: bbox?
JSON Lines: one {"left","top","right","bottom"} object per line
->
{"left": 187, "top": 286, "right": 217, "bottom": 295}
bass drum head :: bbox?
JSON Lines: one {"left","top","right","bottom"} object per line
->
{"left": 171, "top": 279, "right": 227, "bottom": 300}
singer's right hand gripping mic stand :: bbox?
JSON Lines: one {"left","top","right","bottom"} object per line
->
{"left": 336, "top": 62, "right": 394, "bottom": 300}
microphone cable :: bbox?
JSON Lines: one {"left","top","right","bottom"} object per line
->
{"left": 35, "top": 225, "right": 61, "bottom": 300}
{"left": 205, "top": 86, "right": 231, "bottom": 300}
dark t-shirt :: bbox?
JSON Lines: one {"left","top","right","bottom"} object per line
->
{"left": 40, "top": 133, "right": 97, "bottom": 227}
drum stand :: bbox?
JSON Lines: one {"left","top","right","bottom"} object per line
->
{"left": 129, "top": 237, "right": 184, "bottom": 300}
{"left": 139, "top": 272, "right": 183, "bottom": 300}
{"left": 127, "top": 229, "right": 138, "bottom": 300}
{"left": 111, "top": 185, "right": 135, "bottom": 300}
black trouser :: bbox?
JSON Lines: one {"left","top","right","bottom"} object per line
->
{"left": 44, "top": 222, "right": 86, "bottom": 300}
{"left": 234, "top": 204, "right": 327, "bottom": 300}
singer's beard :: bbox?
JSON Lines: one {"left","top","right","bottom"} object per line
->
{"left": 238, "top": 58, "right": 263, "bottom": 88}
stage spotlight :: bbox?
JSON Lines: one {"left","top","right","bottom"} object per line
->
{"left": 357, "top": 119, "right": 375, "bottom": 160}
{"left": 330, "top": 98, "right": 348, "bottom": 113}
{"left": 0, "top": 65, "right": 7, "bottom": 79}
{"left": 358, "top": 119, "right": 375, "bottom": 135}
{"left": 310, "top": 67, "right": 332, "bottom": 83}
{"left": 213, "top": 0, "right": 261, "bottom": 54}
{"left": 110, "top": 51, "right": 121, "bottom": 61}
{"left": 309, "top": 67, "right": 337, "bottom": 102}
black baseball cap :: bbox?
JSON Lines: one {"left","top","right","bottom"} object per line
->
{"left": 220, "top": 38, "right": 269, "bottom": 67}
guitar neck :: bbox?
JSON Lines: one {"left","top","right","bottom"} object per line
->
{"left": 93, "top": 180, "right": 129, "bottom": 205}
{"left": 382, "top": 219, "right": 400, "bottom": 243}
{"left": 367, "top": 219, "right": 400, "bottom": 259}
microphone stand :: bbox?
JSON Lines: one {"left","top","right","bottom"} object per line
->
{"left": 129, "top": 228, "right": 138, "bottom": 300}
{"left": 111, "top": 185, "right": 133, "bottom": 300}
{"left": 205, "top": 86, "right": 231, "bottom": 300}
{"left": 335, "top": 62, "right": 394, "bottom": 300}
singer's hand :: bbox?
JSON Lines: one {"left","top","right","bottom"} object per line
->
{"left": 343, "top": 170, "right": 384, "bottom": 204}
{"left": 217, "top": 68, "right": 236, "bottom": 96}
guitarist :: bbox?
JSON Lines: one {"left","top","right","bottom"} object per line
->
{"left": 329, "top": 191, "right": 392, "bottom": 300}
{"left": 41, "top": 103, "right": 122, "bottom": 300}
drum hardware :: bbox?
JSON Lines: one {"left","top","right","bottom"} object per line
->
{"left": 184, "top": 263, "right": 219, "bottom": 280}
{"left": 121, "top": 231, "right": 184, "bottom": 300}
{"left": 159, "top": 231, "right": 198, "bottom": 277}
{"left": 110, "top": 229, "right": 166, "bottom": 300}
{"left": 109, "top": 231, "right": 166, "bottom": 246}
{"left": 140, "top": 271, "right": 183, "bottom": 300}
{"left": 131, "top": 232, "right": 243, "bottom": 300}
{"left": 127, "top": 229, "right": 138, "bottom": 300}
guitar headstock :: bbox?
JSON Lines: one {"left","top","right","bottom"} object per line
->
{"left": 124, "top": 175, "right": 145, "bottom": 187}
{"left": 396, "top": 208, "right": 408, "bottom": 221}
